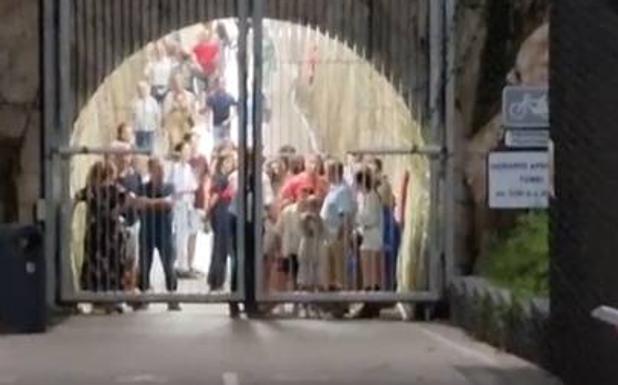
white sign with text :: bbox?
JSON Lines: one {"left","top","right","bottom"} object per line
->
{"left": 488, "top": 151, "right": 549, "bottom": 209}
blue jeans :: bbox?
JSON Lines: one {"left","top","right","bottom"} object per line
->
{"left": 135, "top": 131, "right": 155, "bottom": 153}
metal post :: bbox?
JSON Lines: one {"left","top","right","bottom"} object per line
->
{"left": 58, "top": 0, "right": 74, "bottom": 300}
{"left": 444, "top": 0, "right": 457, "bottom": 289}
{"left": 42, "top": 0, "right": 58, "bottom": 309}
{"left": 252, "top": 0, "right": 264, "bottom": 300}
{"left": 236, "top": 0, "right": 249, "bottom": 301}
{"left": 428, "top": 0, "right": 445, "bottom": 294}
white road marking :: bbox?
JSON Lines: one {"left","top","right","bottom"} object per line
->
{"left": 115, "top": 374, "right": 168, "bottom": 383}
{"left": 272, "top": 373, "right": 331, "bottom": 382}
{"left": 222, "top": 372, "right": 240, "bottom": 385}
{"left": 417, "top": 326, "right": 498, "bottom": 366}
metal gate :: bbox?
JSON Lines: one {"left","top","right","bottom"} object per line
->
{"left": 42, "top": 0, "right": 456, "bottom": 308}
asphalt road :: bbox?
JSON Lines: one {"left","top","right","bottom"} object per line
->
{"left": 0, "top": 306, "right": 562, "bottom": 385}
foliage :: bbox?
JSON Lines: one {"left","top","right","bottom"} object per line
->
{"left": 477, "top": 212, "right": 549, "bottom": 299}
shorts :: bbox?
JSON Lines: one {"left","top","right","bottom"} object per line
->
{"left": 277, "top": 254, "right": 299, "bottom": 277}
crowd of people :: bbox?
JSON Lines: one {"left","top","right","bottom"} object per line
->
{"left": 74, "top": 22, "right": 405, "bottom": 318}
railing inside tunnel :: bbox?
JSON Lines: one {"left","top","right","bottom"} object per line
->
{"left": 47, "top": 0, "right": 451, "bottom": 315}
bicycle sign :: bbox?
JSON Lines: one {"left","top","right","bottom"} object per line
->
{"left": 502, "top": 86, "right": 549, "bottom": 128}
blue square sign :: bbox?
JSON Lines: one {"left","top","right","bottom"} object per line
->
{"left": 502, "top": 86, "right": 549, "bottom": 128}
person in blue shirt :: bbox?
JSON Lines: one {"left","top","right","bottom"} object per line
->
{"left": 203, "top": 77, "right": 237, "bottom": 147}
{"left": 320, "top": 159, "right": 357, "bottom": 291}
{"left": 135, "top": 158, "right": 180, "bottom": 311}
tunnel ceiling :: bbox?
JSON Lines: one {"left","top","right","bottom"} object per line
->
{"left": 64, "top": 0, "right": 429, "bottom": 120}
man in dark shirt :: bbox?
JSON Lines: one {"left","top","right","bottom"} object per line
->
{"left": 204, "top": 77, "right": 237, "bottom": 147}
{"left": 135, "top": 158, "right": 180, "bottom": 311}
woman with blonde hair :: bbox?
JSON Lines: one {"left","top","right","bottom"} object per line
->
{"left": 162, "top": 73, "right": 196, "bottom": 154}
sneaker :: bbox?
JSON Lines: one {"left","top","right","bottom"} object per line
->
{"left": 397, "top": 303, "right": 412, "bottom": 321}
{"left": 167, "top": 302, "right": 182, "bottom": 311}
{"left": 349, "top": 303, "right": 378, "bottom": 319}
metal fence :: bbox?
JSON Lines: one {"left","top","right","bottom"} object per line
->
{"left": 43, "top": 0, "right": 455, "bottom": 310}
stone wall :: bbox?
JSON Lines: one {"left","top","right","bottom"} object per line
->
{"left": 0, "top": 0, "right": 39, "bottom": 224}
{"left": 455, "top": 0, "right": 549, "bottom": 272}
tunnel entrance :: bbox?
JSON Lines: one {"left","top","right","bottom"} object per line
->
{"left": 43, "top": 0, "right": 455, "bottom": 315}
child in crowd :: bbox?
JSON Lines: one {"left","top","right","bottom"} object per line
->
{"left": 297, "top": 195, "right": 328, "bottom": 317}
{"left": 275, "top": 186, "right": 311, "bottom": 292}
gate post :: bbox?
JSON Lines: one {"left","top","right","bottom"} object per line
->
{"left": 42, "top": 0, "right": 58, "bottom": 310}
{"left": 443, "top": 0, "right": 457, "bottom": 291}
{"left": 429, "top": 0, "right": 445, "bottom": 294}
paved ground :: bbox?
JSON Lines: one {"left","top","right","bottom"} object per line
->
{"left": 0, "top": 306, "right": 561, "bottom": 385}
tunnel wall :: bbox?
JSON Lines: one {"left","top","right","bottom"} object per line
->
{"left": 550, "top": 1, "right": 618, "bottom": 384}
{"left": 0, "top": 0, "right": 39, "bottom": 223}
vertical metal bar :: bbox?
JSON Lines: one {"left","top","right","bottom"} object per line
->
{"left": 444, "top": 0, "right": 457, "bottom": 290}
{"left": 43, "top": 0, "right": 59, "bottom": 308}
{"left": 252, "top": 0, "right": 264, "bottom": 299}
{"left": 207, "top": 0, "right": 216, "bottom": 23}
{"left": 178, "top": 0, "right": 187, "bottom": 34}
{"left": 94, "top": 0, "right": 102, "bottom": 86}
{"left": 139, "top": 0, "right": 146, "bottom": 53}
{"left": 59, "top": 0, "right": 75, "bottom": 299}
{"left": 73, "top": 0, "right": 82, "bottom": 110}
{"left": 236, "top": 0, "right": 248, "bottom": 299}
{"left": 428, "top": 0, "right": 444, "bottom": 294}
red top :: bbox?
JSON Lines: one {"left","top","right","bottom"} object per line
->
{"left": 278, "top": 171, "right": 328, "bottom": 203}
{"left": 193, "top": 41, "right": 220, "bottom": 76}
{"left": 190, "top": 155, "right": 209, "bottom": 210}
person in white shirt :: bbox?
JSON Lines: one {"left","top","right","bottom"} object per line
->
{"left": 132, "top": 81, "right": 161, "bottom": 153}
{"left": 169, "top": 141, "right": 200, "bottom": 278}
{"left": 355, "top": 168, "right": 384, "bottom": 291}
{"left": 145, "top": 41, "right": 173, "bottom": 105}
{"left": 320, "top": 159, "right": 356, "bottom": 290}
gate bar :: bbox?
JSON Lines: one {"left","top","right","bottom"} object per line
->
{"left": 60, "top": 292, "right": 244, "bottom": 304}
{"left": 54, "top": 146, "right": 153, "bottom": 156}
{"left": 444, "top": 0, "right": 458, "bottom": 288}
{"left": 253, "top": 0, "right": 265, "bottom": 299}
{"left": 258, "top": 291, "right": 441, "bottom": 304}
{"left": 346, "top": 144, "right": 445, "bottom": 157}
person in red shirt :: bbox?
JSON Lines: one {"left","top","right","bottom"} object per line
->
{"left": 278, "top": 153, "right": 328, "bottom": 209}
{"left": 192, "top": 27, "right": 221, "bottom": 95}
